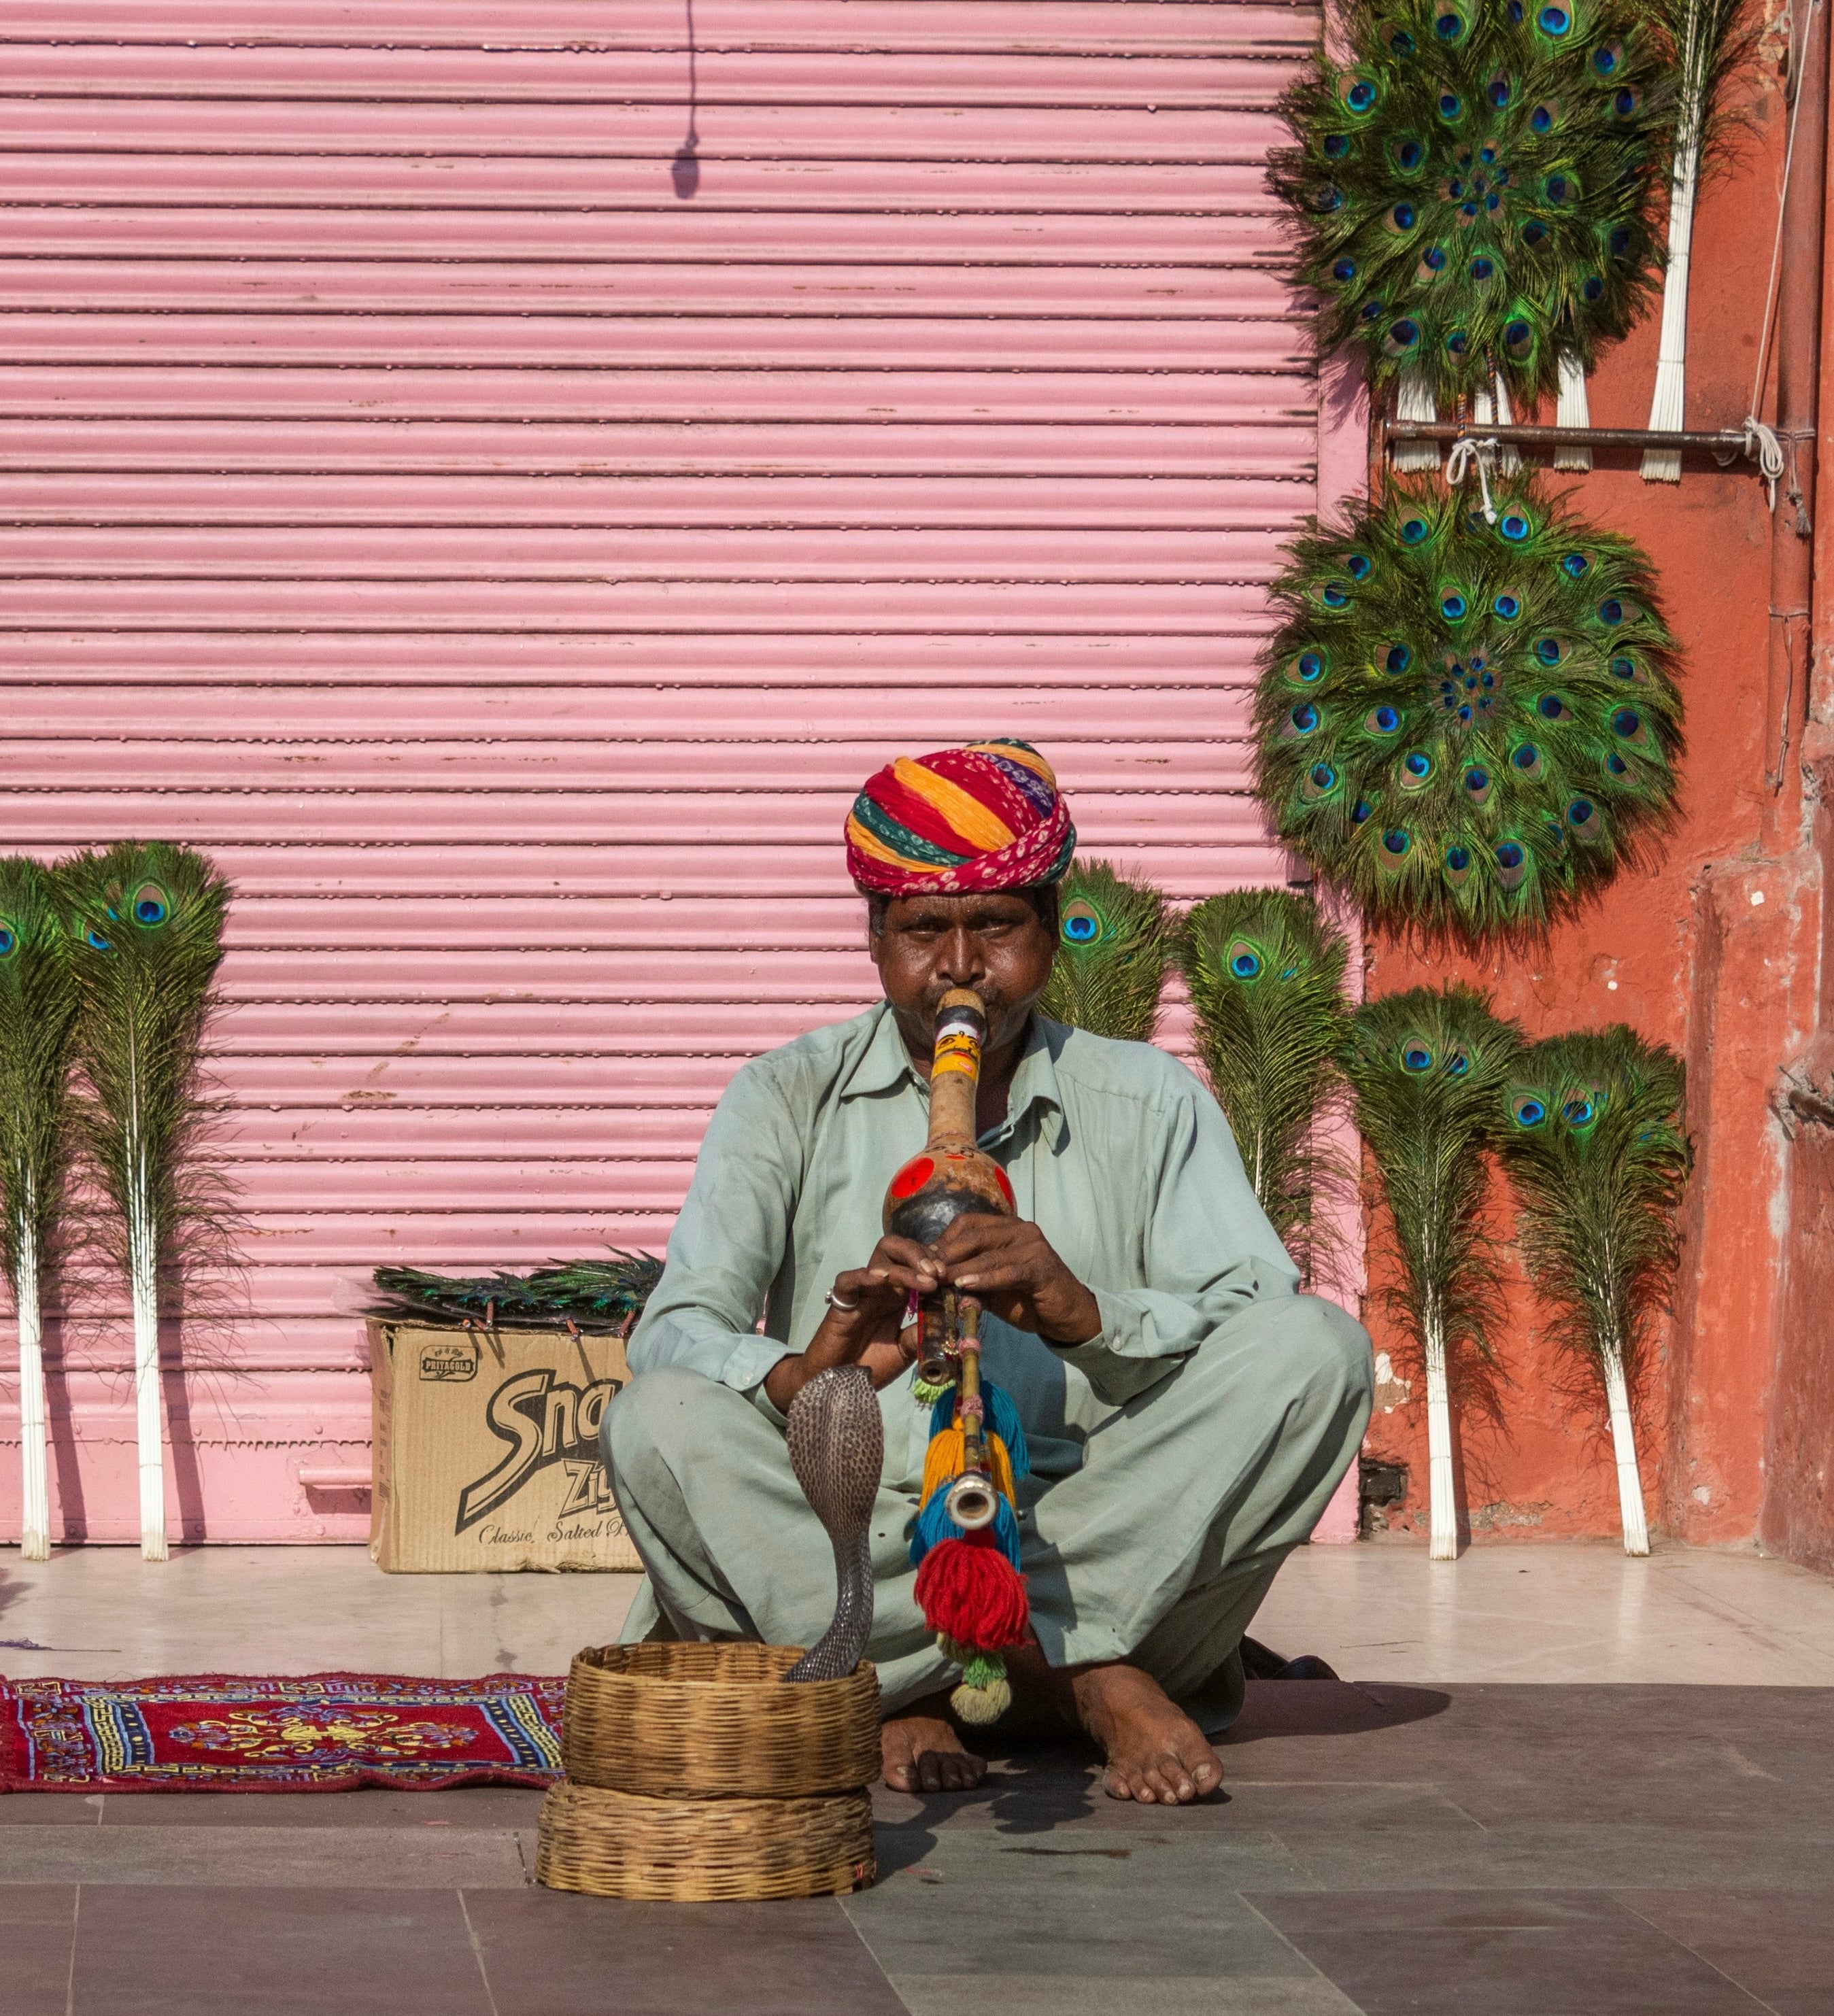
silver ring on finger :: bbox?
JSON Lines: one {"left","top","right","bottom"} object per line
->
{"left": 824, "top": 1288, "right": 860, "bottom": 1313}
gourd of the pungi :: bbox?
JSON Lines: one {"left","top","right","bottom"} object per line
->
{"left": 65, "top": 844, "right": 229, "bottom": 1562}
{"left": 1641, "top": 0, "right": 1752, "bottom": 481}
{"left": 1182, "top": 890, "right": 1351, "bottom": 1278}
{"left": 0, "top": 860, "right": 78, "bottom": 1562}
{"left": 1344, "top": 986, "right": 1518, "bottom": 1560}
{"left": 1255, "top": 478, "right": 1683, "bottom": 941}
{"left": 1499, "top": 1027, "right": 1688, "bottom": 1553}
{"left": 1269, "top": 0, "right": 1671, "bottom": 441}
{"left": 1037, "top": 860, "right": 1175, "bottom": 1043}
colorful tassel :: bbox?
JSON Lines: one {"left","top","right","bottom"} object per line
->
{"left": 909, "top": 1363, "right": 1032, "bottom": 1722}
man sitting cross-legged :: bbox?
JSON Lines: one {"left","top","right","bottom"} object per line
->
{"left": 602, "top": 739, "right": 1372, "bottom": 1804}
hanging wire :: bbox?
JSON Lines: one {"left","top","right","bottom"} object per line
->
{"left": 1744, "top": 0, "right": 1821, "bottom": 509}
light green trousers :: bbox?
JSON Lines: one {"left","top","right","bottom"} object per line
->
{"left": 603, "top": 1293, "right": 1372, "bottom": 1724}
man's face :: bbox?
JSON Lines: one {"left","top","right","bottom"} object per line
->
{"left": 870, "top": 891, "right": 1056, "bottom": 1057}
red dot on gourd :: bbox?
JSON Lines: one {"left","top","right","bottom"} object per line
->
{"left": 995, "top": 1167, "right": 1015, "bottom": 1207}
{"left": 891, "top": 1156, "right": 935, "bottom": 1199}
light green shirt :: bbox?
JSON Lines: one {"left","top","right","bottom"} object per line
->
{"left": 628, "top": 1002, "right": 1300, "bottom": 1409}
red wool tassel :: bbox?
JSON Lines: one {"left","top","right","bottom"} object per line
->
{"left": 913, "top": 1531, "right": 1030, "bottom": 1654}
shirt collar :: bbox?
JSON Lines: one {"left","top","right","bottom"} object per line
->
{"left": 839, "top": 1001, "right": 1066, "bottom": 1150}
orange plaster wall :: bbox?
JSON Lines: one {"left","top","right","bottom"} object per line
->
{"left": 1357, "top": 42, "right": 1823, "bottom": 1548}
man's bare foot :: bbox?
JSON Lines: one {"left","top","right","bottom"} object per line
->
{"left": 881, "top": 1698, "right": 987, "bottom": 1794}
{"left": 1070, "top": 1661, "right": 1223, "bottom": 1805}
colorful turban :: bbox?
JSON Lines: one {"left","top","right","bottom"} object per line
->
{"left": 845, "top": 739, "right": 1076, "bottom": 895}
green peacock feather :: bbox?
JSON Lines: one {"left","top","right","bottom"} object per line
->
{"left": 1182, "top": 889, "right": 1351, "bottom": 1273}
{"left": 1344, "top": 984, "right": 1520, "bottom": 1558}
{"left": 1038, "top": 859, "right": 1176, "bottom": 1043}
{"left": 0, "top": 859, "right": 79, "bottom": 1560}
{"left": 1270, "top": 0, "right": 1674, "bottom": 407}
{"left": 371, "top": 1252, "right": 663, "bottom": 1335}
{"left": 65, "top": 842, "right": 231, "bottom": 1562}
{"left": 1499, "top": 1025, "right": 1688, "bottom": 1552}
{"left": 1255, "top": 475, "right": 1683, "bottom": 940}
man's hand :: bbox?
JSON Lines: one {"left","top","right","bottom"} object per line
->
{"left": 762, "top": 1235, "right": 943, "bottom": 1413}
{"left": 928, "top": 1216, "right": 1102, "bottom": 1346}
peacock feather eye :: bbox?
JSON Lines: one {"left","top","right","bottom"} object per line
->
{"left": 1446, "top": 330, "right": 1470, "bottom": 354}
{"left": 1319, "top": 579, "right": 1352, "bottom": 607}
{"left": 1351, "top": 798, "right": 1376, "bottom": 823}
{"left": 1468, "top": 256, "right": 1495, "bottom": 283}
{"left": 1443, "top": 843, "right": 1474, "bottom": 885}
{"left": 1393, "top": 137, "right": 1425, "bottom": 171}
{"left": 1385, "top": 642, "right": 1413, "bottom": 674}
{"left": 1384, "top": 318, "right": 1422, "bottom": 356}
{"left": 1382, "top": 18, "right": 1416, "bottom": 52}
{"left": 1493, "top": 592, "right": 1523, "bottom": 619}
{"left": 1494, "top": 840, "right": 1529, "bottom": 889}
{"left": 1422, "top": 246, "right": 1448, "bottom": 273}
{"left": 1605, "top": 751, "right": 1629, "bottom": 775}
{"left": 1533, "top": 638, "right": 1567, "bottom": 668}
{"left": 1389, "top": 202, "right": 1418, "bottom": 233}
{"left": 1289, "top": 702, "right": 1322, "bottom": 736}
{"left": 1402, "top": 1038, "right": 1434, "bottom": 1071}
{"left": 1227, "top": 940, "right": 1264, "bottom": 980}
{"left": 1511, "top": 1092, "right": 1548, "bottom": 1127}
{"left": 1438, "top": 90, "right": 1463, "bottom": 120}
{"left": 1290, "top": 649, "right": 1327, "bottom": 683}
{"left": 1463, "top": 765, "right": 1493, "bottom": 804}
{"left": 1365, "top": 704, "right": 1402, "bottom": 734}
{"left": 1544, "top": 173, "right": 1577, "bottom": 205}
{"left": 1381, "top": 827, "right": 1412, "bottom": 857}
{"left": 1560, "top": 1093, "right": 1596, "bottom": 1126}
{"left": 1487, "top": 71, "right": 1512, "bottom": 107}
{"left": 1346, "top": 551, "right": 1372, "bottom": 580}
{"left": 1444, "top": 1048, "right": 1472, "bottom": 1076}
{"left": 1538, "top": 693, "right": 1569, "bottom": 719}
{"left": 86, "top": 927, "right": 112, "bottom": 953}
{"left": 132, "top": 883, "right": 170, "bottom": 927}
{"left": 1399, "top": 516, "right": 1430, "bottom": 545}
{"left": 1314, "top": 184, "right": 1345, "bottom": 212}
{"left": 1521, "top": 218, "right": 1550, "bottom": 248}
{"left": 1592, "top": 38, "right": 1624, "bottom": 74}
{"left": 1561, "top": 551, "right": 1590, "bottom": 578}
{"left": 1340, "top": 75, "right": 1380, "bottom": 114}
{"left": 1537, "top": 3, "right": 1572, "bottom": 35}
{"left": 0, "top": 922, "right": 15, "bottom": 959}
{"left": 1061, "top": 898, "right": 1102, "bottom": 944}
{"left": 1565, "top": 796, "right": 1601, "bottom": 836}
{"left": 1530, "top": 101, "right": 1559, "bottom": 133}
{"left": 1323, "top": 132, "right": 1353, "bottom": 158}
{"left": 1504, "top": 318, "right": 1535, "bottom": 361}
{"left": 1609, "top": 224, "right": 1633, "bottom": 258}
{"left": 1331, "top": 257, "right": 1359, "bottom": 282}
{"left": 1401, "top": 751, "right": 1435, "bottom": 788}
{"left": 1512, "top": 743, "right": 1543, "bottom": 775}
{"left": 1301, "top": 759, "right": 1341, "bottom": 801}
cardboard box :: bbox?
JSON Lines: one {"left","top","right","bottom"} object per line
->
{"left": 369, "top": 1318, "right": 643, "bottom": 1572}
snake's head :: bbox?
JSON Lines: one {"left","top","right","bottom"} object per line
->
{"left": 785, "top": 1365, "right": 883, "bottom": 1533}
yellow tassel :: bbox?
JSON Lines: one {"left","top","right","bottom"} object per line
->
{"left": 950, "top": 1677, "right": 1013, "bottom": 1725}
{"left": 920, "top": 1426, "right": 1017, "bottom": 1507}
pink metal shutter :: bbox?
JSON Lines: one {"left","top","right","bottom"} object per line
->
{"left": 1, "top": 1, "right": 1321, "bottom": 1540}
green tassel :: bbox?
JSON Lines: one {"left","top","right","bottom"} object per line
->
{"left": 911, "top": 1373, "right": 955, "bottom": 1407}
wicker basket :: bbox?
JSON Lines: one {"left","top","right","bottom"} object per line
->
{"left": 561, "top": 1641, "right": 880, "bottom": 1799}
{"left": 535, "top": 1778, "right": 876, "bottom": 1901}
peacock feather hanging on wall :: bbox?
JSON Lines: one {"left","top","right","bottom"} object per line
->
{"left": 0, "top": 859, "right": 79, "bottom": 1562}
{"left": 1344, "top": 984, "right": 1519, "bottom": 1559}
{"left": 1182, "top": 889, "right": 1351, "bottom": 1278}
{"left": 1037, "top": 859, "right": 1176, "bottom": 1043}
{"left": 65, "top": 842, "right": 231, "bottom": 1563}
{"left": 1255, "top": 476, "right": 1683, "bottom": 940}
{"left": 1270, "top": 0, "right": 1673, "bottom": 424}
{"left": 369, "top": 1252, "right": 664, "bottom": 1335}
{"left": 1499, "top": 1027, "right": 1688, "bottom": 1554}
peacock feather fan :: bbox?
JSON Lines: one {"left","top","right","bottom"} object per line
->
{"left": 1270, "top": 0, "right": 1674, "bottom": 407}
{"left": 1182, "top": 889, "right": 1351, "bottom": 1271}
{"left": 1038, "top": 859, "right": 1176, "bottom": 1043}
{"left": 371, "top": 1252, "right": 663, "bottom": 1335}
{"left": 1498, "top": 1025, "right": 1688, "bottom": 1552}
{"left": 1255, "top": 476, "right": 1683, "bottom": 940}
{"left": 1344, "top": 984, "right": 1520, "bottom": 1558}
{"left": 65, "top": 841, "right": 231, "bottom": 1562}
{"left": 0, "top": 858, "right": 79, "bottom": 1561}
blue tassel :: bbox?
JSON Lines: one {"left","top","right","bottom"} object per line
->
{"left": 928, "top": 1380, "right": 1028, "bottom": 1479}
{"left": 909, "top": 1482, "right": 1023, "bottom": 1572}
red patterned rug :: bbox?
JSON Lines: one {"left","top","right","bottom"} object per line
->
{"left": 0, "top": 1672, "right": 565, "bottom": 1793}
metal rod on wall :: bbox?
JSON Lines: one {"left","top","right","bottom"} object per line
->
{"left": 1388, "top": 421, "right": 1757, "bottom": 457}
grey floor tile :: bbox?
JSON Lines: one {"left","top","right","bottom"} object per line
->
{"left": 0, "top": 1885, "right": 78, "bottom": 2016}
{"left": 69, "top": 1884, "right": 492, "bottom": 2016}
{"left": 0, "top": 1822, "right": 529, "bottom": 1888}
{"left": 1619, "top": 1888, "right": 1834, "bottom": 2016}
{"left": 465, "top": 1888, "right": 906, "bottom": 2016}
{"left": 896, "top": 1976, "right": 1361, "bottom": 2015}
{"left": 1247, "top": 1887, "right": 1773, "bottom": 2015}
{"left": 0, "top": 1792, "right": 105, "bottom": 1825}
{"left": 848, "top": 1831, "right": 1319, "bottom": 1981}
{"left": 95, "top": 1786, "right": 546, "bottom": 1830}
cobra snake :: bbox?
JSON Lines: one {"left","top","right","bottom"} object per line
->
{"left": 782, "top": 1365, "right": 882, "bottom": 1683}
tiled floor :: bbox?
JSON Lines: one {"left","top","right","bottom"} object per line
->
{"left": 4, "top": 1541, "right": 1833, "bottom": 2013}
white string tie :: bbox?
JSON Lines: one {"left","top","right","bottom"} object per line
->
{"left": 1445, "top": 434, "right": 1499, "bottom": 523}
{"left": 1742, "top": 417, "right": 1786, "bottom": 510}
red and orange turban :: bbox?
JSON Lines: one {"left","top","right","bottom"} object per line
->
{"left": 845, "top": 739, "right": 1076, "bottom": 896}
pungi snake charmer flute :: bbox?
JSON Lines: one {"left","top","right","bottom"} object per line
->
{"left": 885, "top": 987, "right": 1033, "bottom": 1724}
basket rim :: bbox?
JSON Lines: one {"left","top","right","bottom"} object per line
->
{"left": 570, "top": 1642, "right": 875, "bottom": 1692}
